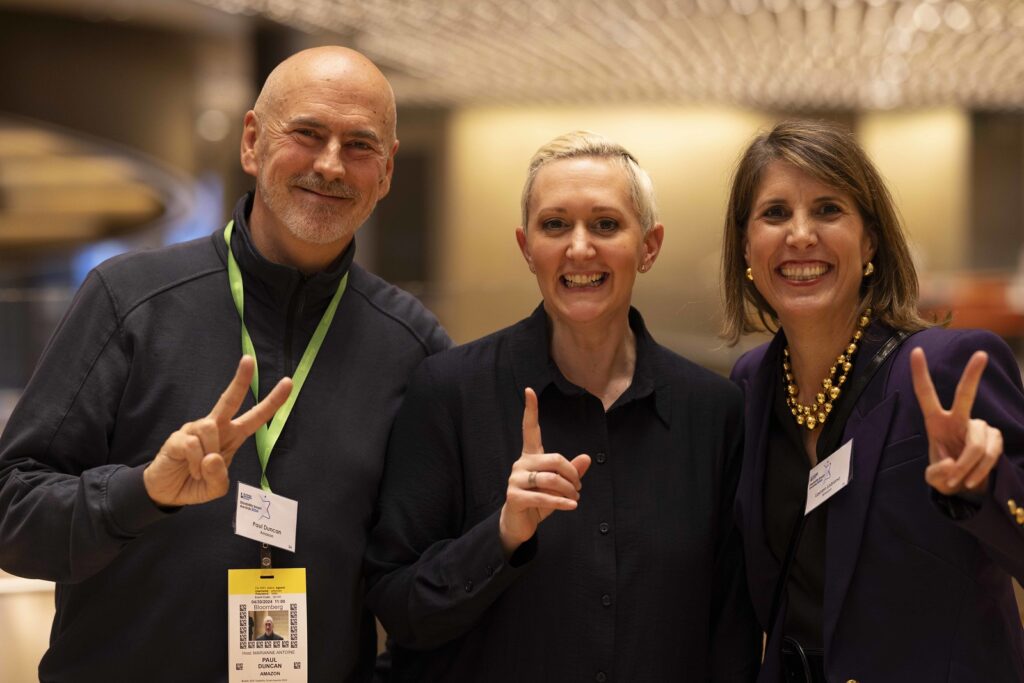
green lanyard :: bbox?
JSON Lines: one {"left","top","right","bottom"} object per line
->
{"left": 223, "top": 220, "right": 348, "bottom": 492}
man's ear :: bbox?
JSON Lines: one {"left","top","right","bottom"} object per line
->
{"left": 377, "top": 139, "right": 400, "bottom": 199}
{"left": 240, "top": 110, "right": 259, "bottom": 178}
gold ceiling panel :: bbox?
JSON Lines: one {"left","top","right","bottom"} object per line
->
{"left": 193, "top": 0, "right": 1024, "bottom": 109}
{"left": 0, "top": 120, "right": 169, "bottom": 251}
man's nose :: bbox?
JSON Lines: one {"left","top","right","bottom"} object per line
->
{"left": 312, "top": 140, "right": 346, "bottom": 180}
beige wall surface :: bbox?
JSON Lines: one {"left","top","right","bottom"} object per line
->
{"left": 0, "top": 576, "right": 54, "bottom": 683}
{"left": 859, "top": 109, "right": 970, "bottom": 273}
{"left": 437, "top": 105, "right": 774, "bottom": 370}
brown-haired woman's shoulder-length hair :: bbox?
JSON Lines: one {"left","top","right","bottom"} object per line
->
{"left": 721, "top": 119, "right": 934, "bottom": 345}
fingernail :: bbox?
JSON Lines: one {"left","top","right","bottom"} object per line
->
{"left": 947, "top": 478, "right": 959, "bottom": 488}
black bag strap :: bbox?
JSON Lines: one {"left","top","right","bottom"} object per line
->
{"left": 765, "top": 329, "right": 911, "bottom": 637}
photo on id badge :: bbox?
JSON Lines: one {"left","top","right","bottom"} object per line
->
{"left": 248, "top": 609, "right": 292, "bottom": 644}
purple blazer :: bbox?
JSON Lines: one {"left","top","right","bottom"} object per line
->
{"left": 731, "top": 326, "right": 1024, "bottom": 682}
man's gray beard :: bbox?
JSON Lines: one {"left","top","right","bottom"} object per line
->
{"left": 259, "top": 177, "right": 355, "bottom": 246}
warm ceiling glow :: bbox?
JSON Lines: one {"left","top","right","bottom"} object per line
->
{"left": 193, "top": 0, "right": 1024, "bottom": 109}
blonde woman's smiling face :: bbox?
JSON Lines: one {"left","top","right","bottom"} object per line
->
{"left": 516, "top": 156, "right": 662, "bottom": 329}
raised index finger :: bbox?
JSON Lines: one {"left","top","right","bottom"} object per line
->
{"left": 910, "top": 347, "right": 942, "bottom": 418}
{"left": 209, "top": 356, "right": 256, "bottom": 421}
{"left": 951, "top": 351, "right": 988, "bottom": 421}
{"left": 522, "top": 387, "right": 544, "bottom": 454}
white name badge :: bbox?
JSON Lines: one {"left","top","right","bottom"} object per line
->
{"left": 229, "top": 568, "right": 308, "bottom": 683}
{"left": 805, "top": 439, "right": 853, "bottom": 515}
{"left": 235, "top": 482, "right": 298, "bottom": 552}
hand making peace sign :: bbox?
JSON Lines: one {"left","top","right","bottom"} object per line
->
{"left": 143, "top": 356, "right": 294, "bottom": 507}
{"left": 498, "top": 388, "right": 592, "bottom": 556}
{"left": 910, "top": 347, "right": 1004, "bottom": 496}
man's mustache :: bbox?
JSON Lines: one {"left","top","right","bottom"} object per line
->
{"left": 292, "top": 175, "right": 359, "bottom": 200}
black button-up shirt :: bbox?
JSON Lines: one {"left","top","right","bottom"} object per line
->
{"left": 367, "top": 305, "right": 759, "bottom": 682}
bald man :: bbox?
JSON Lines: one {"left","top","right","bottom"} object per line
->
{"left": 0, "top": 47, "right": 449, "bottom": 681}
{"left": 255, "top": 616, "right": 284, "bottom": 641}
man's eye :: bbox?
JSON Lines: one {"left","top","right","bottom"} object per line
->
{"left": 293, "top": 129, "right": 318, "bottom": 139}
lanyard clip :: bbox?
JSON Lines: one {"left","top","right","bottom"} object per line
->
{"left": 260, "top": 543, "right": 273, "bottom": 570}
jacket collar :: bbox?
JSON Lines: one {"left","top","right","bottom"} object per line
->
{"left": 216, "top": 192, "right": 356, "bottom": 308}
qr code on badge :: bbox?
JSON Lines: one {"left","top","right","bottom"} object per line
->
{"left": 289, "top": 603, "right": 299, "bottom": 647}
{"left": 238, "top": 605, "right": 249, "bottom": 649}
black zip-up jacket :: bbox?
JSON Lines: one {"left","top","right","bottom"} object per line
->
{"left": 0, "top": 194, "right": 450, "bottom": 682}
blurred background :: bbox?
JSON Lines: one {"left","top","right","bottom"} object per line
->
{"left": 1, "top": 0, "right": 1023, "bottom": 678}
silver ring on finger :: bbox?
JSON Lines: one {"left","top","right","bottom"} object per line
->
{"left": 527, "top": 471, "right": 538, "bottom": 489}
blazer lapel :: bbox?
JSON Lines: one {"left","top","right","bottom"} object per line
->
{"left": 822, "top": 388, "right": 899, "bottom": 651}
{"left": 737, "top": 335, "right": 786, "bottom": 624}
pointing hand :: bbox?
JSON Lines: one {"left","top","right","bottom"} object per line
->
{"left": 143, "top": 356, "right": 293, "bottom": 506}
{"left": 498, "top": 388, "right": 591, "bottom": 555}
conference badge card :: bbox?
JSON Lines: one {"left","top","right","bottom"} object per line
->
{"left": 229, "top": 567, "right": 307, "bottom": 683}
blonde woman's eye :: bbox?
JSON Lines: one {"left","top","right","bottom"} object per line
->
{"left": 594, "top": 218, "right": 618, "bottom": 232}
{"left": 542, "top": 218, "right": 568, "bottom": 231}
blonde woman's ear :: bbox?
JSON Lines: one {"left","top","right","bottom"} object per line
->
{"left": 515, "top": 227, "right": 534, "bottom": 272}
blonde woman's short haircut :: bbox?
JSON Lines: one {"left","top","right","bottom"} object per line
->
{"left": 520, "top": 131, "right": 658, "bottom": 234}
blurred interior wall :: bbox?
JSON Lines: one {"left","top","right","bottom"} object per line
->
{"left": 0, "top": 8, "right": 254, "bottom": 233}
{"left": 436, "top": 107, "right": 981, "bottom": 358}
{"left": 971, "top": 112, "right": 1024, "bottom": 271}
{"left": 436, "top": 106, "right": 774, "bottom": 350}
{"left": 858, "top": 109, "right": 970, "bottom": 273}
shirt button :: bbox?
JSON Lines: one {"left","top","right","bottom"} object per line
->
{"left": 595, "top": 452, "right": 607, "bottom": 464}
{"left": 599, "top": 522, "right": 610, "bottom": 534}
{"left": 464, "top": 580, "right": 473, "bottom": 592}
{"left": 601, "top": 593, "right": 612, "bottom": 607}
{"left": 485, "top": 564, "right": 495, "bottom": 577}
{"left": 595, "top": 672, "right": 607, "bottom": 682}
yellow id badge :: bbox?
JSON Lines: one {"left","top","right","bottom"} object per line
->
{"left": 228, "top": 568, "right": 308, "bottom": 683}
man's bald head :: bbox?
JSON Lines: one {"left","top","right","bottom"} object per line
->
{"left": 239, "top": 45, "right": 400, "bottom": 273}
{"left": 254, "top": 46, "right": 396, "bottom": 146}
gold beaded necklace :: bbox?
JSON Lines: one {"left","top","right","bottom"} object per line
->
{"left": 783, "top": 309, "right": 871, "bottom": 431}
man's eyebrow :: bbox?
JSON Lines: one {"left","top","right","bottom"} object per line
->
{"left": 286, "top": 118, "right": 382, "bottom": 143}
{"left": 348, "top": 129, "right": 384, "bottom": 145}
{"left": 286, "top": 116, "right": 327, "bottom": 129}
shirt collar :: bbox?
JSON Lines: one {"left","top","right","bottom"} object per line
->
{"left": 509, "top": 304, "right": 671, "bottom": 425}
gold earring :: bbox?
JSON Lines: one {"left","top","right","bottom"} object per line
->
{"left": 863, "top": 261, "right": 874, "bottom": 277}
{"left": 639, "top": 264, "right": 649, "bottom": 273}
{"left": 745, "top": 267, "right": 754, "bottom": 282}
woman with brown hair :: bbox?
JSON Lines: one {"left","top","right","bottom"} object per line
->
{"left": 724, "top": 119, "right": 1024, "bottom": 682}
